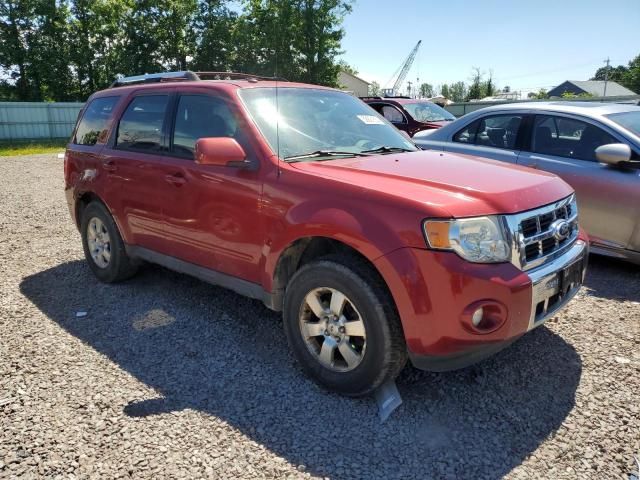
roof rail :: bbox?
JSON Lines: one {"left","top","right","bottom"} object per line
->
{"left": 195, "top": 71, "right": 289, "bottom": 82}
{"left": 110, "top": 70, "right": 289, "bottom": 88}
{"left": 110, "top": 71, "right": 200, "bottom": 88}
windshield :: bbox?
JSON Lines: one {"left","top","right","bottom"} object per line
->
{"left": 238, "top": 87, "right": 417, "bottom": 160}
{"left": 402, "top": 102, "right": 455, "bottom": 123}
{"left": 606, "top": 111, "right": 640, "bottom": 137}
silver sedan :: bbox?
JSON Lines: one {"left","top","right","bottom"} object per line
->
{"left": 414, "top": 102, "right": 640, "bottom": 264}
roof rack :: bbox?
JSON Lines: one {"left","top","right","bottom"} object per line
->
{"left": 110, "top": 70, "right": 288, "bottom": 88}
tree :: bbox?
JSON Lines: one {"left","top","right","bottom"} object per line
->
{"left": 368, "top": 80, "right": 380, "bottom": 96}
{"left": 449, "top": 81, "right": 466, "bottom": 102}
{"left": 591, "top": 64, "right": 627, "bottom": 84}
{"left": 483, "top": 70, "right": 495, "bottom": 97}
{"left": 622, "top": 54, "right": 640, "bottom": 94}
{"left": 529, "top": 88, "right": 547, "bottom": 99}
{"left": 190, "top": 0, "right": 236, "bottom": 72}
{"left": 439, "top": 83, "right": 450, "bottom": 99}
{"left": 467, "top": 67, "right": 484, "bottom": 100}
{"left": 419, "top": 82, "right": 433, "bottom": 98}
{"left": 337, "top": 59, "right": 357, "bottom": 76}
{"left": 503, "top": 85, "right": 511, "bottom": 93}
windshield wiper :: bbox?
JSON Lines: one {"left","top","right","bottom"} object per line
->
{"left": 360, "top": 146, "right": 415, "bottom": 154}
{"left": 284, "top": 150, "right": 372, "bottom": 162}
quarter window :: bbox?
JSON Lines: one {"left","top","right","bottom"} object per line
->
{"left": 74, "top": 96, "right": 119, "bottom": 145}
{"left": 531, "top": 115, "right": 617, "bottom": 161}
{"left": 171, "top": 95, "right": 237, "bottom": 158}
{"left": 116, "top": 95, "right": 169, "bottom": 151}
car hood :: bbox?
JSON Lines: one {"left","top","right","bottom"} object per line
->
{"left": 290, "top": 150, "right": 574, "bottom": 218}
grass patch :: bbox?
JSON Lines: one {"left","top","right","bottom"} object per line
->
{"left": 0, "top": 139, "right": 67, "bottom": 156}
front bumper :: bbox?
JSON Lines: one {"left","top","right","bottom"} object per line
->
{"left": 374, "top": 236, "right": 588, "bottom": 372}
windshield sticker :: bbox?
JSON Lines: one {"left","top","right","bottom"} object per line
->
{"left": 357, "top": 115, "right": 384, "bottom": 125}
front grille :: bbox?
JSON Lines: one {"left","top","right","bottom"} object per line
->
{"left": 509, "top": 195, "right": 579, "bottom": 271}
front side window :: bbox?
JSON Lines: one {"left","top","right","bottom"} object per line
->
{"left": 403, "top": 102, "right": 455, "bottom": 123}
{"left": 453, "top": 114, "right": 522, "bottom": 149}
{"left": 238, "top": 88, "right": 416, "bottom": 160}
{"left": 531, "top": 115, "right": 617, "bottom": 161}
{"left": 172, "top": 95, "right": 237, "bottom": 158}
{"left": 74, "top": 96, "right": 119, "bottom": 145}
{"left": 116, "top": 95, "right": 169, "bottom": 151}
{"left": 380, "top": 105, "right": 405, "bottom": 123}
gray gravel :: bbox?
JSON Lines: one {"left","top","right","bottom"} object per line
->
{"left": 1, "top": 153, "right": 639, "bottom": 479}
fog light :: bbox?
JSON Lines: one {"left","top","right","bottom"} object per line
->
{"left": 471, "top": 307, "right": 484, "bottom": 327}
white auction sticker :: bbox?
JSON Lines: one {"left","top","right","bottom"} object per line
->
{"left": 356, "top": 115, "right": 384, "bottom": 125}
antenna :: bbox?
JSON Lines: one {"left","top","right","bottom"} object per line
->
{"left": 603, "top": 56, "right": 610, "bottom": 97}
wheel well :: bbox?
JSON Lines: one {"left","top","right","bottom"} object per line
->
{"left": 75, "top": 192, "right": 103, "bottom": 228}
{"left": 271, "top": 237, "right": 394, "bottom": 312}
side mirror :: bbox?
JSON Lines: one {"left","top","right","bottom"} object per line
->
{"left": 195, "top": 137, "right": 251, "bottom": 168}
{"left": 595, "top": 143, "right": 632, "bottom": 166}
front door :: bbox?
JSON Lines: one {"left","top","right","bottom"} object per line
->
{"left": 158, "top": 90, "right": 264, "bottom": 283}
{"left": 518, "top": 113, "right": 640, "bottom": 250}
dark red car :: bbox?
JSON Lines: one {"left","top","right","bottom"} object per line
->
{"left": 65, "top": 71, "right": 587, "bottom": 397}
{"left": 362, "top": 96, "right": 456, "bottom": 136}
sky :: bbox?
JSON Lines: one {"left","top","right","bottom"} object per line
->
{"left": 339, "top": 0, "right": 640, "bottom": 97}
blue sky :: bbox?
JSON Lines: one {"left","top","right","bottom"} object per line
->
{"left": 339, "top": 0, "right": 640, "bottom": 96}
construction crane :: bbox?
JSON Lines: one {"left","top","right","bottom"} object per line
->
{"left": 382, "top": 40, "right": 421, "bottom": 97}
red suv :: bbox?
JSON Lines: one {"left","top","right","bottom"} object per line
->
{"left": 362, "top": 96, "right": 456, "bottom": 136}
{"left": 65, "top": 71, "right": 588, "bottom": 397}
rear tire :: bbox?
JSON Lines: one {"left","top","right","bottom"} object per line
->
{"left": 80, "top": 201, "right": 138, "bottom": 283}
{"left": 283, "top": 254, "right": 407, "bottom": 397}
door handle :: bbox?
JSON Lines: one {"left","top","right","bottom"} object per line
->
{"left": 165, "top": 173, "right": 187, "bottom": 186}
{"left": 102, "top": 159, "right": 117, "bottom": 172}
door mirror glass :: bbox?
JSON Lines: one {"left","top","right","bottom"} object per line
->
{"left": 195, "top": 137, "right": 249, "bottom": 168}
{"left": 595, "top": 143, "right": 632, "bottom": 166}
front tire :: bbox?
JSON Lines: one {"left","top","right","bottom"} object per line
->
{"left": 283, "top": 255, "right": 407, "bottom": 397}
{"left": 80, "top": 201, "right": 138, "bottom": 283}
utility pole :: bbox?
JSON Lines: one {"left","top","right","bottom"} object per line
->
{"left": 603, "top": 57, "right": 610, "bottom": 97}
{"left": 407, "top": 81, "right": 412, "bottom": 98}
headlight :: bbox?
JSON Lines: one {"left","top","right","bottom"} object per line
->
{"left": 423, "top": 216, "right": 511, "bottom": 263}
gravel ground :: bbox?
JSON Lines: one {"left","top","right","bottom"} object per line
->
{"left": 1, "top": 153, "right": 639, "bottom": 480}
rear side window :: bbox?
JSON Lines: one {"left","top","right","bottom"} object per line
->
{"left": 116, "top": 95, "right": 169, "bottom": 151}
{"left": 74, "top": 97, "right": 119, "bottom": 145}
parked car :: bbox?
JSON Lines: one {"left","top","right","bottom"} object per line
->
{"left": 414, "top": 102, "right": 640, "bottom": 265}
{"left": 361, "top": 96, "right": 456, "bottom": 136}
{"left": 65, "top": 72, "right": 588, "bottom": 397}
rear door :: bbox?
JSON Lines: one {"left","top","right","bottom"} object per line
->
{"left": 100, "top": 91, "right": 173, "bottom": 252}
{"left": 517, "top": 113, "right": 640, "bottom": 250}
{"left": 442, "top": 112, "right": 526, "bottom": 164}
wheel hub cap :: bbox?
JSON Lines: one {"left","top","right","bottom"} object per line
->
{"left": 299, "top": 287, "right": 367, "bottom": 372}
{"left": 87, "top": 217, "right": 111, "bottom": 269}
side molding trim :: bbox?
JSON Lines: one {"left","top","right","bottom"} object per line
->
{"left": 126, "top": 245, "right": 277, "bottom": 310}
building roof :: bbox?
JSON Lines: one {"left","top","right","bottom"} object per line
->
{"left": 337, "top": 70, "right": 371, "bottom": 86}
{"left": 549, "top": 80, "right": 636, "bottom": 97}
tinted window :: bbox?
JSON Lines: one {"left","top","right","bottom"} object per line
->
{"left": 453, "top": 114, "right": 522, "bottom": 149}
{"left": 531, "top": 115, "right": 617, "bottom": 161}
{"left": 380, "top": 105, "right": 405, "bottom": 123}
{"left": 453, "top": 119, "right": 480, "bottom": 144}
{"left": 116, "top": 95, "right": 169, "bottom": 151}
{"left": 74, "top": 97, "right": 119, "bottom": 145}
{"left": 172, "top": 95, "right": 237, "bottom": 158}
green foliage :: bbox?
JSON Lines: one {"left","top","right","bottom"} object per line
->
{"left": 561, "top": 91, "right": 593, "bottom": 99}
{"left": 589, "top": 53, "right": 640, "bottom": 95}
{"left": 368, "top": 80, "right": 380, "bottom": 96}
{"left": 0, "top": 0, "right": 353, "bottom": 101}
{"left": 528, "top": 88, "right": 548, "bottom": 99}
{"left": 419, "top": 82, "right": 433, "bottom": 98}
